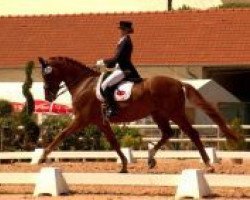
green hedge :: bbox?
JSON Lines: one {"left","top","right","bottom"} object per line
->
{"left": 223, "top": 118, "right": 247, "bottom": 151}
{"left": 40, "top": 116, "right": 142, "bottom": 150}
{"left": 219, "top": 3, "right": 250, "bottom": 9}
{"left": 0, "top": 100, "right": 13, "bottom": 117}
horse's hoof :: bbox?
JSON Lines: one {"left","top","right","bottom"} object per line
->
{"left": 148, "top": 158, "right": 156, "bottom": 169}
{"left": 204, "top": 165, "right": 215, "bottom": 173}
{"left": 120, "top": 168, "right": 128, "bottom": 173}
{"left": 37, "top": 159, "right": 45, "bottom": 164}
{"left": 37, "top": 157, "right": 50, "bottom": 164}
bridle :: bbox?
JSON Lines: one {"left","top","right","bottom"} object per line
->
{"left": 48, "top": 64, "right": 101, "bottom": 99}
{"left": 44, "top": 73, "right": 88, "bottom": 100}
{"left": 44, "top": 82, "right": 67, "bottom": 99}
{"left": 40, "top": 56, "right": 101, "bottom": 101}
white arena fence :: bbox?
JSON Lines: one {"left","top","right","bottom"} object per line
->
{"left": 122, "top": 124, "right": 250, "bottom": 143}
{"left": 1, "top": 124, "right": 250, "bottom": 195}
{"left": 0, "top": 150, "right": 250, "bottom": 161}
{"left": 0, "top": 124, "right": 249, "bottom": 161}
{"left": 1, "top": 172, "right": 250, "bottom": 188}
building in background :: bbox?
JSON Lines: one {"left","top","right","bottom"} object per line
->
{"left": 183, "top": 80, "right": 240, "bottom": 124}
{"left": 172, "top": 0, "right": 222, "bottom": 9}
{"left": 1, "top": 4, "right": 250, "bottom": 123}
{"left": 0, "top": 0, "right": 167, "bottom": 16}
{"left": 0, "top": 80, "right": 241, "bottom": 124}
{"left": 0, "top": 10, "right": 249, "bottom": 101}
{"left": 1, "top": 0, "right": 250, "bottom": 16}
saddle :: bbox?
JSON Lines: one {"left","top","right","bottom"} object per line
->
{"left": 96, "top": 72, "right": 134, "bottom": 102}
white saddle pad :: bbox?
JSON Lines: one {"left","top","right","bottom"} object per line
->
{"left": 96, "top": 73, "right": 134, "bottom": 102}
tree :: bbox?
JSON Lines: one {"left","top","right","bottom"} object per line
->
{"left": 219, "top": 3, "right": 250, "bottom": 9}
{"left": 0, "top": 100, "right": 13, "bottom": 117}
{"left": 225, "top": 118, "right": 246, "bottom": 151}
{"left": 0, "top": 100, "right": 13, "bottom": 151}
{"left": 178, "top": 4, "right": 192, "bottom": 11}
{"left": 168, "top": 0, "right": 173, "bottom": 11}
{"left": 22, "top": 61, "right": 35, "bottom": 115}
{"left": 19, "top": 61, "right": 40, "bottom": 150}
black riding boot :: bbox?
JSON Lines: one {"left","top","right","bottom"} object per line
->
{"left": 103, "top": 87, "right": 118, "bottom": 118}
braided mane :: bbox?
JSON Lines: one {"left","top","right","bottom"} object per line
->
{"left": 49, "top": 56, "right": 100, "bottom": 76}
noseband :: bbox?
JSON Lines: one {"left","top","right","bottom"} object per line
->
{"left": 44, "top": 83, "right": 67, "bottom": 99}
{"left": 43, "top": 63, "right": 100, "bottom": 101}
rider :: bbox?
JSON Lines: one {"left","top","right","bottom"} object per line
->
{"left": 96, "top": 20, "right": 142, "bottom": 118}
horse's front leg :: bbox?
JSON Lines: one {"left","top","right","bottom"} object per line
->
{"left": 98, "top": 124, "right": 128, "bottom": 173}
{"left": 39, "top": 118, "right": 84, "bottom": 163}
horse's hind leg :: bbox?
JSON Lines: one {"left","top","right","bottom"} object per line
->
{"left": 148, "top": 112, "right": 174, "bottom": 169}
{"left": 171, "top": 113, "right": 214, "bottom": 172}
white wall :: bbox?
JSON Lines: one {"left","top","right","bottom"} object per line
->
{"left": 0, "top": 82, "right": 71, "bottom": 106}
{"left": 189, "top": 80, "right": 239, "bottom": 124}
{"left": 0, "top": 80, "right": 240, "bottom": 124}
{"left": 0, "top": 0, "right": 167, "bottom": 16}
{"left": 172, "top": 0, "right": 222, "bottom": 10}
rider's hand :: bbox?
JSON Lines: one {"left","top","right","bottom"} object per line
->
{"left": 96, "top": 59, "right": 105, "bottom": 67}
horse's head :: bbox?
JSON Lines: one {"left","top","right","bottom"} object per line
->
{"left": 38, "top": 57, "right": 62, "bottom": 102}
{"left": 39, "top": 56, "right": 100, "bottom": 102}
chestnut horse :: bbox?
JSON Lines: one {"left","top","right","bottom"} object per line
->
{"left": 38, "top": 56, "right": 238, "bottom": 173}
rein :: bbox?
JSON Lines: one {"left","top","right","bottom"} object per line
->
{"left": 45, "top": 59, "right": 101, "bottom": 99}
{"left": 56, "top": 83, "right": 67, "bottom": 98}
{"left": 55, "top": 65, "right": 101, "bottom": 98}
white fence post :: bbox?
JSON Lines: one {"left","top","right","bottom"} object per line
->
{"left": 33, "top": 167, "right": 69, "bottom": 197}
{"left": 117, "top": 147, "right": 136, "bottom": 163}
{"left": 200, "top": 147, "right": 219, "bottom": 164}
{"left": 31, "top": 148, "right": 45, "bottom": 165}
{"left": 175, "top": 169, "right": 211, "bottom": 200}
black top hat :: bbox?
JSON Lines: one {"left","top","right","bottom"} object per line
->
{"left": 118, "top": 21, "right": 134, "bottom": 33}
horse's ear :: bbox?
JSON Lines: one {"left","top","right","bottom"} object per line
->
{"left": 38, "top": 57, "right": 46, "bottom": 68}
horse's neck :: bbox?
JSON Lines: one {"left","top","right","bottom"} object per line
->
{"left": 70, "top": 76, "right": 98, "bottom": 98}
{"left": 62, "top": 67, "right": 98, "bottom": 96}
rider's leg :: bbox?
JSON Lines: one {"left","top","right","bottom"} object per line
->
{"left": 101, "top": 69, "right": 125, "bottom": 90}
{"left": 101, "top": 69, "right": 125, "bottom": 117}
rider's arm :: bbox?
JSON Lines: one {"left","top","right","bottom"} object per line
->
{"left": 103, "top": 37, "right": 127, "bottom": 68}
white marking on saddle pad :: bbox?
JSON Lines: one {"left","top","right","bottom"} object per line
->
{"left": 96, "top": 73, "right": 134, "bottom": 102}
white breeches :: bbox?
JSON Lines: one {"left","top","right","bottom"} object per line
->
{"left": 101, "top": 69, "right": 125, "bottom": 91}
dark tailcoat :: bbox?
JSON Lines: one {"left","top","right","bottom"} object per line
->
{"left": 103, "top": 35, "right": 142, "bottom": 82}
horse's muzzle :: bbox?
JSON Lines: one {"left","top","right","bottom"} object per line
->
{"left": 45, "top": 91, "right": 56, "bottom": 102}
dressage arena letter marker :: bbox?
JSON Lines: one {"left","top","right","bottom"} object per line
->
{"left": 117, "top": 147, "right": 136, "bottom": 164}
{"left": 31, "top": 148, "right": 45, "bottom": 165}
{"left": 175, "top": 169, "right": 211, "bottom": 200}
{"left": 33, "top": 167, "right": 69, "bottom": 197}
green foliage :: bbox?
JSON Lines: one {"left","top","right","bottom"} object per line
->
{"left": 113, "top": 126, "right": 142, "bottom": 149}
{"left": 41, "top": 116, "right": 142, "bottom": 150}
{"left": 0, "top": 115, "right": 19, "bottom": 131}
{"left": 219, "top": 3, "right": 250, "bottom": 9}
{"left": 0, "top": 111, "right": 22, "bottom": 151}
{"left": 42, "top": 115, "right": 71, "bottom": 130}
{"left": 19, "top": 61, "right": 39, "bottom": 150}
{"left": 224, "top": 118, "right": 246, "bottom": 151}
{"left": 24, "top": 121, "right": 40, "bottom": 144}
{"left": 41, "top": 117, "right": 110, "bottom": 150}
{"left": 41, "top": 115, "right": 71, "bottom": 146}
{"left": 178, "top": 4, "right": 192, "bottom": 10}
{"left": 168, "top": 0, "right": 173, "bottom": 11}
{"left": 82, "top": 125, "right": 110, "bottom": 150}
{"left": 22, "top": 61, "right": 35, "bottom": 115}
{"left": 71, "top": 125, "right": 109, "bottom": 150}
{"left": 0, "top": 100, "right": 13, "bottom": 117}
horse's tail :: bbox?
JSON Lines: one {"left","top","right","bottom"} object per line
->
{"left": 182, "top": 83, "right": 239, "bottom": 141}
